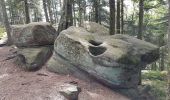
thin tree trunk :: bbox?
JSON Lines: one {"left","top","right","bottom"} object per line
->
{"left": 89, "top": 10, "right": 91, "bottom": 21}
{"left": 121, "top": 0, "right": 124, "bottom": 34}
{"left": 137, "top": 0, "right": 144, "bottom": 39}
{"left": 33, "top": 9, "right": 38, "bottom": 22}
{"left": 94, "top": 0, "right": 99, "bottom": 23}
{"left": 167, "top": 0, "right": 170, "bottom": 99}
{"left": 59, "top": 0, "right": 62, "bottom": 7}
{"left": 43, "top": 0, "right": 49, "bottom": 22}
{"left": 98, "top": 0, "right": 102, "bottom": 24}
{"left": 67, "top": 0, "right": 73, "bottom": 26}
{"left": 117, "top": 0, "right": 121, "bottom": 34}
{"left": 137, "top": 0, "right": 144, "bottom": 85}
{"left": 160, "top": 56, "right": 165, "bottom": 71}
{"left": 51, "top": 0, "right": 55, "bottom": 23}
{"left": 151, "top": 62, "right": 157, "bottom": 71}
{"left": 78, "top": 0, "right": 83, "bottom": 26}
{"left": 58, "top": 0, "right": 73, "bottom": 33}
{"left": 8, "top": 4, "right": 13, "bottom": 25}
{"left": 0, "top": 0, "right": 12, "bottom": 45}
{"left": 83, "top": 1, "right": 86, "bottom": 22}
{"left": 24, "top": 0, "right": 30, "bottom": 24}
{"left": 0, "top": 11, "right": 2, "bottom": 25}
{"left": 131, "top": 2, "right": 135, "bottom": 22}
{"left": 53, "top": 0, "right": 57, "bottom": 24}
{"left": 73, "top": 0, "right": 76, "bottom": 26}
{"left": 159, "top": 28, "right": 165, "bottom": 71}
{"left": 47, "top": 0, "right": 53, "bottom": 24}
{"left": 109, "top": 0, "right": 115, "bottom": 35}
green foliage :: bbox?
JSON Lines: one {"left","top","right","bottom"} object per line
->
{"left": 142, "top": 71, "right": 167, "bottom": 81}
{"left": 125, "top": 0, "right": 168, "bottom": 46}
{"left": 0, "top": 27, "right": 5, "bottom": 38}
{"left": 142, "top": 71, "right": 167, "bottom": 100}
{"left": 149, "top": 80, "right": 167, "bottom": 100}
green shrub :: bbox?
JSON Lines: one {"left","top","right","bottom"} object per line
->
{"left": 142, "top": 71, "right": 167, "bottom": 81}
{"left": 149, "top": 80, "right": 167, "bottom": 100}
{"left": 142, "top": 71, "right": 167, "bottom": 100}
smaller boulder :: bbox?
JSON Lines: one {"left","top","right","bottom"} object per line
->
{"left": 59, "top": 83, "right": 81, "bottom": 100}
{"left": 16, "top": 46, "right": 53, "bottom": 71}
{"left": 11, "top": 22, "right": 58, "bottom": 47}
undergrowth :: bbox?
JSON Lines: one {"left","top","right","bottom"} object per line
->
{"left": 142, "top": 71, "right": 167, "bottom": 100}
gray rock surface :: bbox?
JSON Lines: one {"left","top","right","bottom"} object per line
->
{"left": 47, "top": 26, "right": 159, "bottom": 88}
{"left": 11, "top": 22, "right": 58, "bottom": 47}
{"left": 17, "top": 46, "right": 53, "bottom": 71}
{"left": 59, "top": 83, "right": 81, "bottom": 100}
{"left": 11, "top": 22, "right": 57, "bottom": 71}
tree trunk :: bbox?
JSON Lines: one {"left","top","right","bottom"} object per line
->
{"left": 53, "top": 0, "right": 57, "bottom": 24}
{"left": 167, "top": 0, "right": 170, "bottom": 99}
{"left": 24, "top": 0, "right": 30, "bottom": 24}
{"left": 137, "top": 0, "right": 144, "bottom": 39}
{"left": 121, "top": 0, "right": 124, "bottom": 34}
{"left": 98, "top": 0, "right": 101, "bottom": 24}
{"left": 151, "top": 62, "right": 157, "bottom": 71}
{"left": 109, "top": 0, "right": 115, "bottom": 35}
{"left": 43, "top": 0, "right": 49, "bottom": 22}
{"left": 94, "top": 0, "right": 99, "bottom": 23}
{"left": 47, "top": 0, "right": 53, "bottom": 24}
{"left": 137, "top": 0, "right": 144, "bottom": 85}
{"left": 33, "top": 9, "right": 38, "bottom": 22}
{"left": 59, "top": 0, "right": 62, "bottom": 7}
{"left": 78, "top": 0, "right": 83, "bottom": 26}
{"left": 117, "top": 0, "right": 121, "bottom": 34}
{"left": 0, "top": 6, "right": 4, "bottom": 25}
{"left": 73, "top": 0, "right": 76, "bottom": 26}
{"left": 0, "top": 0, "right": 12, "bottom": 45}
{"left": 58, "top": 0, "right": 73, "bottom": 33}
{"left": 0, "top": 11, "right": 2, "bottom": 25}
{"left": 160, "top": 47, "right": 165, "bottom": 71}
{"left": 83, "top": 1, "right": 87, "bottom": 22}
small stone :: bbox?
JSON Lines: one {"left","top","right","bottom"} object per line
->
{"left": 59, "top": 83, "right": 81, "bottom": 100}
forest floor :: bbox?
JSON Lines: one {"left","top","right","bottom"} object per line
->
{"left": 0, "top": 46, "right": 129, "bottom": 100}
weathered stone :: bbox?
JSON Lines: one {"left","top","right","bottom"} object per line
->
{"left": 17, "top": 46, "right": 53, "bottom": 71}
{"left": 11, "top": 22, "right": 58, "bottom": 47}
{"left": 82, "top": 22, "right": 109, "bottom": 35}
{"left": 47, "top": 26, "right": 159, "bottom": 88}
{"left": 59, "top": 83, "right": 81, "bottom": 100}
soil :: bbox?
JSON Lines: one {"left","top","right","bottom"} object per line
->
{"left": 0, "top": 46, "right": 129, "bottom": 100}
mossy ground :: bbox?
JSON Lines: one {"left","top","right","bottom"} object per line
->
{"left": 142, "top": 71, "right": 167, "bottom": 100}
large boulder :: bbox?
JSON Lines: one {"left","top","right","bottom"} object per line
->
{"left": 11, "top": 22, "right": 58, "bottom": 47}
{"left": 17, "top": 46, "right": 53, "bottom": 71}
{"left": 47, "top": 26, "right": 159, "bottom": 88}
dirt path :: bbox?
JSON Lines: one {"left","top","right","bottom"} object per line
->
{"left": 0, "top": 46, "right": 129, "bottom": 100}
